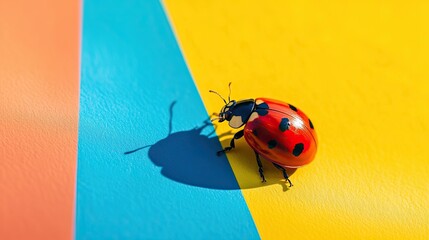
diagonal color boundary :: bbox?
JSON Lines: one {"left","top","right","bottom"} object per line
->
{"left": 75, "top": 0, "right": 259, "bottom": 239}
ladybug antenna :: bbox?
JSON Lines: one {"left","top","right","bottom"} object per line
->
{"left": 227, "top": 82, "right": 232, "bottom": 102}
{"left": 209, "top": 90, "right": 227, "bottom": 104}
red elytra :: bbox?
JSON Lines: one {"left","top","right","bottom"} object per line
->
{"left": 244, "top": 98, "right": 317, "bottom": 168}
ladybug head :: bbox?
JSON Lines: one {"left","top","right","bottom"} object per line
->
{"left": 217, "top": 100, "right": 237, "bottom": 123}
{"left": 210, "top": 83, "right": 255, "bottom": 129}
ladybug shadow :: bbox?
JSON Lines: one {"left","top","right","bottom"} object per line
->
{"left": 125, "top": 101, "right": 296, "bottom": 191}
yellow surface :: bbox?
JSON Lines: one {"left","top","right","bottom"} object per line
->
{"left": 164, "top": 1, "right": 429, "bottom": 239}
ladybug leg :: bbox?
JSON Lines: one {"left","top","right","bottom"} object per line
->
{"left": 273, "top": 163, "right": 293, "bottom": 187}
{"left": 254, "top": 151, "right": 266, "bottom": 183}
{"left": 216, "top": 130, "right": 244, "bottom": 156}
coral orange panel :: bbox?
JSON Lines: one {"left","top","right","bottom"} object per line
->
{"left": 0, "top": 0, "right": 80, "bottom": 239}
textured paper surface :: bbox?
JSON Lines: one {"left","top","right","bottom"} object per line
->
{"left": 164, "top": 0, "right": 429, "bottom": 239}
{"left": 2, "top": 0, "right": 428, "bottom": 239}
{"left": 0, "top": 0, "right": 80, "bottom": 239}
{"left": 75, "top": 0, "right": 258, "bottom": 239}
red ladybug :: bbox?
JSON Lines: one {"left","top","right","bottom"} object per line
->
{"left": 210, "top": 83, "right": 318, "bottom": 186}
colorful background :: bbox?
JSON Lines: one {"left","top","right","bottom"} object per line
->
{"left": 1, "top": 0, "right": 428, "bottom": 239}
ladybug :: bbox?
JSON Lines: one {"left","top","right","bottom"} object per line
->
{"left": 210, "top": 83, "right": 317, "bottom": 186}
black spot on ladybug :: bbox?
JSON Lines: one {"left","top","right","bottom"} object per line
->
{"left": 268, "top": 140, "right": 277, "bottom": 149}
{"left": 279, "top": 118, "right": 290, "bottom": 132}
{"left": 256, "top": 109, "right": 268, "bottom": 116}
{"left": 289, "top": 104, "right": 298, "bottom": 112}
{"left": 309, "top": 119, "right": 314, "bottom": 129}
{"left": 257, "top": 102, "right": 269, "bottom": 108}
{"left": 253, "top": 129, "right": 258, "bottom": 136}
{"left": 256, "top": 102, "right": 269, "bottom": 116}
{"left": 293, "top": 143, "right": 304, "bottom": 156}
